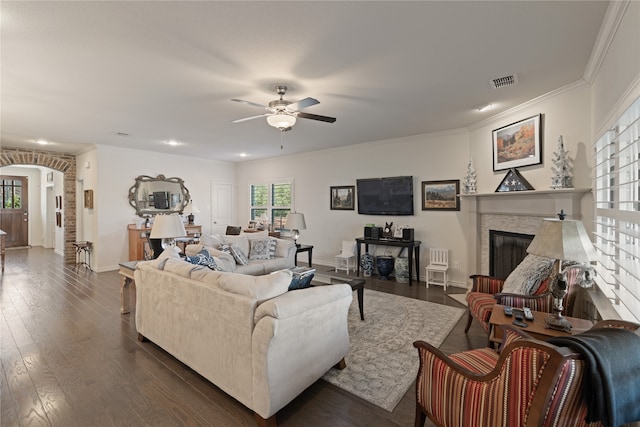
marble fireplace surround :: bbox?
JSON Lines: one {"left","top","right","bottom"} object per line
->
{"left": 461, "top": 188, "right": 591, "bottom": 277}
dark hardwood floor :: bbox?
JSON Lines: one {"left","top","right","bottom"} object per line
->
{"left": 1, "top": 247, "right": 488, "bottom": 426}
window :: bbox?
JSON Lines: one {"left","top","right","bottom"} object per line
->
{"left": 250, "top": 180, "right": 293, "bottom": 230}
{"left": 1, "top": 179, "right": 23, "bottom": 209}
{"left": 593, "top": 96, "right": 640, "bottom": 322}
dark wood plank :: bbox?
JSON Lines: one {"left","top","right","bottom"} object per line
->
{"left": 0, "top": 247, "right": 487, "bottom": 427}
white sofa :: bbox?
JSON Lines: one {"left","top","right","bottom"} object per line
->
{"left": 134, "top": 257, "right": 352, "bottom": 426}
{"left": 186, "top": 231, "right": 296, "bottom": 275}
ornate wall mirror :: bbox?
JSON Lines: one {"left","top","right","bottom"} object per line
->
{"left": 128, "top": 174, "right": 191, "bottom": 217}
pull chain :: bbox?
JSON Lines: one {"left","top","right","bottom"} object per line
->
{"left": 280, "top": 128, "right": 284, "bottom": 150}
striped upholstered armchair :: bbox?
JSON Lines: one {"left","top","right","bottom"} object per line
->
{"left": 413, "top": 320, "right": 640, "bottom": 427}
{"left": 464, "top": 265, "right": 583, "bottom": 341}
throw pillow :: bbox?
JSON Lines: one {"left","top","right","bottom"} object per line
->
{"left": 200, "top": 233, "right": 223, "bottom": 248}
{"left": 185, "top": 248, "right": 223, "bottom": 271}
{"left": 268, "top": 238, "right": 277, "bottom": 259}
{"left": 229, "top": 244, "right": 249, "bottom": 265}
{"left": 249, "top": 239, "right": 271, "bottom": 260}
{"left": 501, "top": 254, "right": 556, "bottom": 295}
{"left": 222, "top": 234, "right": 250, "bottom": 257}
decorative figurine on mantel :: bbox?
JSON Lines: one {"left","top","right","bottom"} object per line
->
{"left": 550, "top": 135, "right": 573, "bottom": 189}
{"left": 463, "top": 158, "right": 477, "bottom": 194}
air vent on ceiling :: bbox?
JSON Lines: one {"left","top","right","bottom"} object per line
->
{"left": 490, "top": 74, "right": 518, "bottom": 89}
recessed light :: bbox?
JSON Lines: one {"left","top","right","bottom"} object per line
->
{"left": 475, "top": 104, "right": 492, "bottom": 112}
{"left": 35, "top": 139, "right": 50, "bottom": 145}
{"left": 115, "top": 132, "right": 129, "bottom": 137}
{"left": 165, "top": 140, "right": 181, "bottom": 146}
{"left": 238, "top": 152, "right": 249, "bottom": 157}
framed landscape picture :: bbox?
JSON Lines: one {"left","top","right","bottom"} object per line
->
{"left": 492, "top": 114, "right": 542, "bottom": 171}
{"left": 422, "top": 180, "right": 460, "bottom": 211}
{"left": 330, "top": 186, "right": 355, "bottom": 210}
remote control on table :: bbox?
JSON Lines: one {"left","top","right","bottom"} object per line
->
{"left": 512, "top": 312, "right": 528, "bottom": 327}
{"left": 503, "top": 306, "right": 513, "bottom": 316}
{"left": 523, "top": 307, "right": 534, "bottom": 321}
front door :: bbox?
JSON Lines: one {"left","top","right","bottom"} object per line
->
{"left": 0, "top": 175, "right": 29, "bottom": 247}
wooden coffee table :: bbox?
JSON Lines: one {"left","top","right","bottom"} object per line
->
{"left": 490, "top": 304, "right": 593, "bottom": 346}
{"left": 313, "top": 271, "right": 365, "bottom": 321}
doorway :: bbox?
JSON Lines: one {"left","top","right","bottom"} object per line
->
{"left": 0, "top": 175, "right": 29, "bottom": 247}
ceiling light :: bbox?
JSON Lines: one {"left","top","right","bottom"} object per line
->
{"left": 238, "top": 152, "right": 249, "bottom": 157}
{"left": 266, "top": 113, "right": 296, "bottom": 130}
{"left": 475, "top": 104, "right": 492, "bottom": 112}
{"left": 165, "top": 140, "right": 181, "bottom": 146}
{"left": 35, "top": 139, "right": 50, "bottom": 145}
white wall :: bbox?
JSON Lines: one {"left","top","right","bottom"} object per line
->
{"left": 236, "top": 82, "right": 599, "bottom": 285}
{"left": 591, "top": 0, "right": 640, "bottom": 136}
{"left": 236, "top": 130, "right": 472, "bottom": 286}
{"left": 92, "top": 145, "right": 235, "bottom": 272}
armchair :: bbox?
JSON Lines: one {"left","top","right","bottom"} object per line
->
{"left": 464, "top": 265, "right": 582, "bottom": 340}
{"left": 414, "top": 320, "right": 640, "bottom": 427}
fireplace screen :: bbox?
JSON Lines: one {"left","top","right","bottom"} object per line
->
{"left": 489, "top": 230, "right": 534, "bottom": 279}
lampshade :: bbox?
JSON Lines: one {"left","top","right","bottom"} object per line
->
{"left": 284, "top": 212, "right": 306, "bottom": 231}
{"left": 150, "top": 214, "right": 187, "bottom": 239}
{"left": 267, "top": 113, "right": 296, "bottom": 130}
{"left": 526, "top": 218, "right": 597, "bottom": 263}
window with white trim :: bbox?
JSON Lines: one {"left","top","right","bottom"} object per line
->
{"left": 249, "top": 180, "right": 293, "bottom": 230}
{"left": 593, "top": 96, "right": 640, "bottom": 322}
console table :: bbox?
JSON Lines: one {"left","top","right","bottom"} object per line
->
{"left": 128, "top": 223, "right": 201, "bottom": 261}
{"left": 355, "top": 238, "right": 421, "bottom": 285}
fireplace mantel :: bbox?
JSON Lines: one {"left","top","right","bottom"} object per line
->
{"left": 462, "top": 188, "right": 592, "bottom": 276}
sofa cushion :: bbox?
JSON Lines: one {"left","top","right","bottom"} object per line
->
{"left": 217, "top": 270, "right": 292, "bottom": 304}
{"left": 249, "top": 239, "right": 272, "bottom": 260}
{"left": 200, "top": 233, "right": 223, "bottom": 248}
{"left": 501, "top": 254, "right": 555, "bottom": 295}
{"left": 185, "top": 248, "right": 223, "bottom": 271}
{"left": 185, "top": 244, "right": 236, "bottom": 272}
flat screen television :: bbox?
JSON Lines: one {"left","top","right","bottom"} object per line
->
{"left": 357, "top": 176, "right": 414, "bottom": 215}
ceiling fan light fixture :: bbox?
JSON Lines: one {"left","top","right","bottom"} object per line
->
{"left": 267, "top": 113, "right": 296, "bottom": 130}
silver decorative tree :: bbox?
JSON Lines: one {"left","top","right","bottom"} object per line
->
{"left": 463, "top": 158, "right": 477, "bottom": 194}
{"left": 551, "top": 135, "right": 573, "bottom": 189}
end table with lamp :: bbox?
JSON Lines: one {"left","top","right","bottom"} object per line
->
{"left": 526, "top": 212, "right": 598, "bottom": 332}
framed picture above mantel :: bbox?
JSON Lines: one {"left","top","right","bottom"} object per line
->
{"left": 492, "top": 114, "right": 542, "bottom": 171}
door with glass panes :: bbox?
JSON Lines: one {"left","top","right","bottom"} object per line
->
{"left": 0, "top": 175, "right": 29, "bottom": 247}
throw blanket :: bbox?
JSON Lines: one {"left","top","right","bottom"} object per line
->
{"left": 548, "top": 328, "right": 640, "bottom": 427}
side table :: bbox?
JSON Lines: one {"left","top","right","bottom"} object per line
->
{"left": 119, "top": 261, "right": 138, "bottom": 314}
{"left": 489, "top": 304, "right": 593, "bottom": 347}
{"left": 295, "top": 244, "right": 313, "bottom": 267}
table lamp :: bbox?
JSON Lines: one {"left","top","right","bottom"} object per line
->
{"left": 150, "top": 213, "right": 187, "bottom": 251}
{"left": 284, "top": 212, "right": 306, "bottom": 247}
{"left": 526, "top": 213, "right": 597, "bottom": 332}
{"left": 183, "top": 201, "right": 200, "bottom": 225}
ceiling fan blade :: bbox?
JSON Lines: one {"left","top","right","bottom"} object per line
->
{"left": 231, "top": 98, "right": 268, "bottom": 109}
{"left": 231, "top": 113, "right": 270, "bottom": 123}
{"left": 288, "top": 97, "right": 319, "bottom": 111}
{"left": 297, "top": 112, "right": 337, "bottom": 123}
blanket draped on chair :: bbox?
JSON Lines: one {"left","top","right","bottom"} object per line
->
{"left": 548, "top": 328, "right": 640, "bottom": 427}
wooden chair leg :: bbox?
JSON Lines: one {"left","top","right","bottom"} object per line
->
{"left": 137, "top": 333, "right": 147, "bottom": 342}
{"left": 335, "top": 357, "right": 347, "bottom": 370}
{"left": 414, "top": 406, "right": 426, "bottom": 427}
{"left": 464, "top": 310, "right": 473, "bottom": 333}
{"left": 254, "top": 413, "right": 277, "bottom": 427}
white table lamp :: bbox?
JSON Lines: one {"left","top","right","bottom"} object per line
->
{"left": 285, "top": 212, "right": 306, "bottom": 246}
{"left": 150, "top": 213, "right": 187, "bottom": 250}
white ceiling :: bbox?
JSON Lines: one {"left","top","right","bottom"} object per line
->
{"left": 1, "top": 1, "right": 610, "bottom": 163}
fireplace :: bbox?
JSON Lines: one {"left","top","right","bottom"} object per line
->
{"left": 461, "top": 188, "right": 591, "bottom": 277}
{"left": 489, "top": 230, "right": 534, "bottom": 279}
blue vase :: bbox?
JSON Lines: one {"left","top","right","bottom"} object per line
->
{"left": 394, "top": 256, "right": 409, "bottom": 283}
{"left": 360, "top": 253, "right": 374, "bottom": 277}
{"left": 376, "top": 255, "right": 394, "bottom": 280}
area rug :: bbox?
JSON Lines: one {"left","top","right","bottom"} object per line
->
{"left": 322, "top": 289, "right": 465, "bottom": 411}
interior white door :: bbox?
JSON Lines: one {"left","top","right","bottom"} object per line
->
{"left": 211, "top": 181, "right": 233, "bottom": 235}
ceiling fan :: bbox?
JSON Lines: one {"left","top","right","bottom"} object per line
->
{"left": 231, "top": 85, "right": 336, "bottom": 131}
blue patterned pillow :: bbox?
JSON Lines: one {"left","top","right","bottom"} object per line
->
{"left": 229, "top": 244, "right": 249, "bottom": 265}
{"left": 268, "top": 238, "right": 277, "bottom": 259}
{"left": 249, "top": 239, "right": 271, "bottom": 260}
{"left": 185, "top": 248, "right": 222, "bottom": 271}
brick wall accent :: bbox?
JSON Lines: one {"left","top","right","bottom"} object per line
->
{"left": 1, "top": 148, "right": 77, "bottom": 264}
